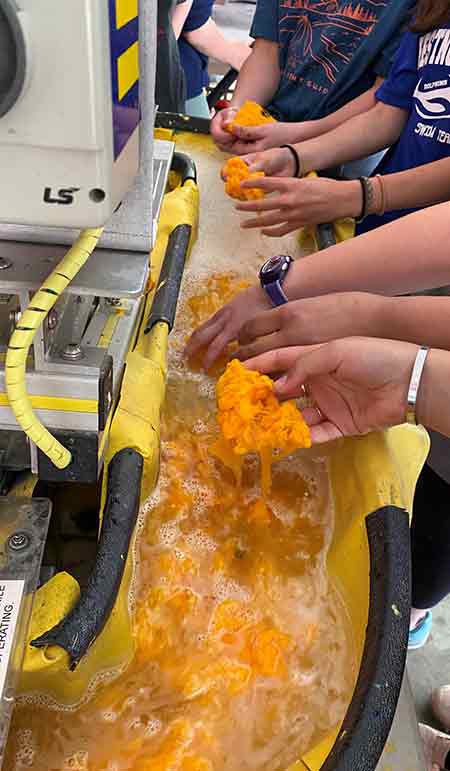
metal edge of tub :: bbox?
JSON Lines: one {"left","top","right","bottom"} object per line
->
{"left": 321, "top": 505, "right": 411, "bottom": 771}
{"left": 155, "top": 112, "right": 211, "bottom": 135}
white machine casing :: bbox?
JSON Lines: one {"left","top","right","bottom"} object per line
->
{"left": 0, "top": 0, "right": 139, "bottom": 230}
{"left": 0, "top": 0, "right": 172, "bottom": 481}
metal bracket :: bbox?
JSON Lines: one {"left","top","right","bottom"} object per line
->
{"left": 0, "top": 497, "right": 51, "bottom": 765}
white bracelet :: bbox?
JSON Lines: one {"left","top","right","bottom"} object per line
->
{"left": 406, "top": 346, "right": 430, "bottom": 425}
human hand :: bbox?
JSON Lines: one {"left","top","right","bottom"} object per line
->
{"left": 221, "top": 146, "right": 296, "bottom": 181}
{"left": 244, "top": 337, "right": 419, "bottom": 443}
{"left": 224, "top": 121, "right": 302, "bottom": 155}
{"left": 236, "top": 293, "right": 388, "bottom": 361}
{"left": 185, "top": 285, "right": 271, "bottom": 371}
{"left": 211, "top": 107, "right": 240, "bottom": 152}
{"left": 236, "top": 177, "right": 362, "bottom": 236}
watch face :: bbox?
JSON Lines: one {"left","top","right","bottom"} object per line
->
{"left": 260, "top": 255, "right": 291, "bottom": 283}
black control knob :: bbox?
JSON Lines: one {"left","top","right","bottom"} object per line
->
{"left": 0, "top": 0, "right": 26, "bottom": 118}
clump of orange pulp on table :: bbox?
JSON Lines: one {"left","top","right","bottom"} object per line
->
{"left": 225, "top": 101, "right": 276, "bottom": 133}
{"left": 213, "top": 359, "right": 311, "bottom": 497}
{"left": 223, "top": 157, "right": 265, "bottom": 201}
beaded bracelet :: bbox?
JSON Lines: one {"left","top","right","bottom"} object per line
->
{"left": 375, "top": 174, "right": 387, "bottom": 215}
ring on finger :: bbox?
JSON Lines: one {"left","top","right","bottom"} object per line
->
{"left": 314, "top": 405, "right": 324, "bottom": 421}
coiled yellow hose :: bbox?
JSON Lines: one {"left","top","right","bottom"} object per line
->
{"left": 6, "top": 227, "right": 103, "bottom": 469}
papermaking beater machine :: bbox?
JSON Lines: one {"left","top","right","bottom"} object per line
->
{"left": 0, "top": 0, "right": 171, "bottom": 484}
{"left": 0, "top": 0, "right": 198, "bottom": 756}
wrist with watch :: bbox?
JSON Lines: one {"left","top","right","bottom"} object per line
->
{"left": 258, "top": 254, "right": 429, "bottom": 427}
{"left": 259, "top": 254, "right": 293, "bottom": 307}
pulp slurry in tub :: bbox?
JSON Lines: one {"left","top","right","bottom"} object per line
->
{"left": 4, "top": 274, "right": 356, "bottom": 771}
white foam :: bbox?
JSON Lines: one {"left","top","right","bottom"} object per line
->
{"left": 14, "top": 745, "right": 35, "bottom": 768}
{"left": 145, "top": 718, "right": 163, "bottom": 737}
{"left": 62, "top": 751, "right": 89, "bottom": 770}
{"left": 186, "top": 529, "right": 217, "bottom": 553}
{"left": 158, "top": 522, "right": 181, "bottom": 546}
{"left": 100, "top": 710, "right": 118, "bottom": 723}
{"left": 213, "top": 574, "right": 252, "bottom": 603}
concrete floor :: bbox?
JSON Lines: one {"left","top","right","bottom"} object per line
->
{"left": 409, "top": 596, "right": 450, "bottom": 727}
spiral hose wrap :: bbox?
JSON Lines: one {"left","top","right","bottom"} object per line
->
{"left": 5, "top": 227, "right": 103, "bottom": 469}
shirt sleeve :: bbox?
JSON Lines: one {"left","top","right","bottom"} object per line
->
{"left": 250, "top": 0, "right": 278, "bottom": 43}
{"left": 375, "top": 31, "right": 419, "bottom": 112}
{"left": 182, "top": 0, "right": 213, "bottom": 33}
{"left": 372, "top": 0, "right": 415, "bottom": 78}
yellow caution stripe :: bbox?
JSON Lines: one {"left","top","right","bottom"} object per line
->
{"left": 118, "top": 41, "right": 139, "bottom": 101}
{"left": 116, "top": 0, "right": 138, "bottom": 29}
{"left": 0, "top": 394, "right": 98, "bottom": 414}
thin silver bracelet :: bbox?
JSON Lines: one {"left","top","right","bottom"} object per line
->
{"left": 406, "top": 346, "right": 430, "bottom": 425}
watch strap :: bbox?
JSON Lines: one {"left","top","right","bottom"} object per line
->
{"left": 265, "top": 280, "right": 289, "bottom": 307}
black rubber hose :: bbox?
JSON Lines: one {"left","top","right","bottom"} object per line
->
{"left": 31, "top": 448, "right": 144, "bottom": 670}
{"left": 321, "top": 506, "right": 411, "bottom": 771}
{"left": 316, "top": 223, "right": 336, "bottom": 250}
{"left": 207, "top": 68, "right": 238, "bottom": 110}
{"left": 144, "top": 224, "right": 191, "bottom": 335}
{"left": 171, "top": 151, "right": 198, "bottom": 185}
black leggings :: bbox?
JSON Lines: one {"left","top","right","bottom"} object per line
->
{"left": 411, "top": 463, "right": 450, "bottom": 609}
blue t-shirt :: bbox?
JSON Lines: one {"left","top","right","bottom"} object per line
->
{"left": 179, "top": 0, "right": 214, "bottom": 100}
{"left": 250, "top": 0, "right": 415, "bottom": 122}
{"left": 359, "top": 23, "right": 450, "bottom": 234}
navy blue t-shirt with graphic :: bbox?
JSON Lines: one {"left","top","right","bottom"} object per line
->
{"left": 179, "top": 0, "right": 214, "bottom": 100}
{"left": 359, "top": 23, "right": 450, "bottom": 234}
{"left": 250, "top": 0, "right": 415, "bottom": 122}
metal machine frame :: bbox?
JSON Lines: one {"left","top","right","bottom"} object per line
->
{"left": 0, "top": 3, "right": 175, "bottom": 483}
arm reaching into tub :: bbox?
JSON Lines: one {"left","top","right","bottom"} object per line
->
{"left": 244, "top": 338, "right": 450, "bottom": 443}
{"left": 238, "top": 101, "right": 407, "bottom": 180}
{"left": 185, "top": 202, "right": 450, "bottom": 370}
{"left": 235, "top": 293, "right": 450, "bottom": 362}
{"left": 219, "top": 78, "right": 384, "bottom": 156}
{"left": 233, "top": 156, "right": 450, "bottom": 237}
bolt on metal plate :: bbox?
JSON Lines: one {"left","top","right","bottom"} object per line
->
{"left": 7, "top": 531, "right": 31, "bottom": 553}
{"left": 61, "top": 343, "right": 84, "bottom": 361}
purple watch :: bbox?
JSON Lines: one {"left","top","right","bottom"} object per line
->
{"left": 259, "top": 255, "right": 293, "bottom": 306}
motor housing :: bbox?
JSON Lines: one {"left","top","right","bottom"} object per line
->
{"left": 0, "top": 0, "right": 140, "bottom": 229}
